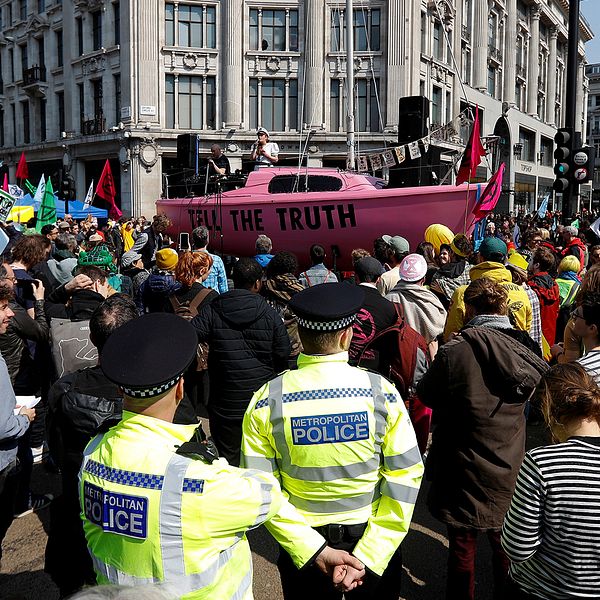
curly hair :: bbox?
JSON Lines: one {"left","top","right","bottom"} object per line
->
{"left": 538, "top": 363, "right": 600, "bottom": 443}
{"left": 351, "top": 248, "right": 371, "bottom": 268}
{"left": 10, "top": 235, "right": 48, "bottom": 269}
{"left": 463, "top": 278, "right": 508, "bottom": 316}
{"left": 266, "top": 251, "right": 298, "bottom": 277}
{"left": 175, "top": 251, "right": 213, "bottom": 288}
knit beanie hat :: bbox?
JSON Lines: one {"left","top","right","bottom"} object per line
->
{"left": 479, "top": 237, "right": 507, "bottom": 262}
{"left": 78, "top": 245, "right": 115, "bottom": 270}
{"left": 156, "top": 248, "right": 178, "bottom": 271}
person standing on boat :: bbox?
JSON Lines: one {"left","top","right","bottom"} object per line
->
{"left": 251, "top": 128, "right": 279, "bottom": 168}
{"left": 208, "top": 144, "right": 231, "bottom": 177}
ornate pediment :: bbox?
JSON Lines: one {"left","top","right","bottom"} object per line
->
{"left": 25, "top": 14, "right": 50, "bottom": 34}
{"left": 74, "top": 0, "right": 105, "bottom": 12}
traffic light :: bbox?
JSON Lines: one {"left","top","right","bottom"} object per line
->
{"left": 571, "top": 146, "right": 595, "bottom": 185}
{"left": 61, "top": 174, "right": 70, "bottom": 199}
{"left": 553, "top": 127, "right": 573, "bottom": 192}
{"left": 66, "top": 175, "right": 76, "bottom": 200}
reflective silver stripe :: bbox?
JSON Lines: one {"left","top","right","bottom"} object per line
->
{"left": 287, "top": 456, "right": 380, "bottom": 481}
{"left": 91, "top": 553, "right": 157, "bottom": 585}
{"left": 229, "top": 558, "right": 253, "bottom": 600}
{"left": 367, "top": 372, "right": 388, "bottom": 450}
{"left": 380, "top": 480, "right": 420, "bottom": 504}
{"left": 384, "top": 446, "right": 422, "bottom": 471}
{"left": 286, "top": 488, "right": 378, "bottom": 514}
{"left": 79, "top": 433, "right": 106, "bottom": 500}
{"left": 242, "top": 469, "right": 275, "bottom": 528}
{"left": 159, "top": 454, "right": 189, "bottom": 579}
{"left": 241, "top": 455, "right": 278, "bottom": 473}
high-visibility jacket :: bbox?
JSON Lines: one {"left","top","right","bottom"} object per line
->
{"left": 241, "top": 352, "right": 424, "bottom": 576}
{"left": 444, "top": 261, "right": 533, "bottom": 340}
{"left": 79, "top": 411, "right": 325, "bottom": 599}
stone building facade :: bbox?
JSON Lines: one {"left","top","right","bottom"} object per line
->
{"left": 586, "top": 62, "right": 600, "bottom": 200}
{"left": 0, "top": 0, "right": 593, "bottom": 216}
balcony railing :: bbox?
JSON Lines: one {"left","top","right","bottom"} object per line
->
{"left": 82, "top": 115, "right": 106, "bottom": 135}
{"left": 23, "top": 65, "right": 46, "bottom": 86}
{"left": 488, "top": 45, "right": 502, "bottom": 62}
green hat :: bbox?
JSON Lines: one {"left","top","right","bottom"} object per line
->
{"left": 77, "top": 246, "right": 115, "bottom": 270}
{"left": 479, "top": 237, "right": 507, "bottom": 262}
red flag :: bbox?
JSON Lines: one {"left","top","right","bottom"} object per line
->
{"left": 472, "top": 163, "right": 505, "bottom": 221}
{"left": 15, "top": 152, "right": 28, "bottom": 181}
{"left": 456, "top": 107, "right": 486, "bottom": 185}
{"left": 96, "top": 160, "right": 122, "bottom": 218}
{"left": 2, "top": 174, "right": 8, "bottom": 192}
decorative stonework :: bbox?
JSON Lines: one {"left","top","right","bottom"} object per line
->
{"left": 75, "top": 0, "right": 105, "bottom": 12}
{"left": 137, "top": 138, "right": 159, "bottom": 172}
{"left": 266, "top": 56, "right": 280, "bottom": 73}
{"left": 25, "top": 15, "right": 49, "bottom": 34}
{"left": 182, "top": 53, "right": 198, "bottom": 69}
{"left": 82, "top": 56, "right": 106, "bottom": 75}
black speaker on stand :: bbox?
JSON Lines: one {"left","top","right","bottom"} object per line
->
{"left": 177, "top": 133, "right": 200, "bottom": 173}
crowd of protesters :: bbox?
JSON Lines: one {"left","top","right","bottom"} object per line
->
{"left": 0, "top": 207, "right": 599, "bottom": 600}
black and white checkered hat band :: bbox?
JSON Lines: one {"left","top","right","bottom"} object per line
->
{"left": 122, "top": 375, "right": 181, "bottom": 399}
{"left": 296, "top": 314, "right": 356, "bottom": 331}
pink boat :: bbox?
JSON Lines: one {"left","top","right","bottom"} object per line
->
{"left": 156, "top": 168, "right": 481, "bottom": 270}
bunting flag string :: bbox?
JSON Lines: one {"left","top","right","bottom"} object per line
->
{"left": 354, "top": 109, "right": 473, "bottom": 174}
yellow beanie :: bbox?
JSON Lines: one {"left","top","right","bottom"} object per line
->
{"left": 156, "top": 248, "right": 178, "bottom": 271}
{"left": 507, "top": 251, "right": 528, "bottom": 271}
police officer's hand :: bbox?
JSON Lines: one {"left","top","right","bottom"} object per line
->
{"left": 314, "top": 547, "right": 365, "bottom": 588}
{"left": 333, "top": 564, "right": 367, "bottom": 592}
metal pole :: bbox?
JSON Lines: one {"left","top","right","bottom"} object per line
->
{"left": 345, "top": 0, "right": 355, "bottom": 171}
{"left": 564, "top": 0, "right": 580, "bottom": 220}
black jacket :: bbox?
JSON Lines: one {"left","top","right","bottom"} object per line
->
{"left": 45, "top": 289, "right": 105, "bottom": 321}
{"left": 192, "top": 289, "right": 291, "bottom": 418}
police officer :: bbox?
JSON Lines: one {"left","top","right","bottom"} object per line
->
{"left": 79, "top": 312, "right": 363, "bottom": 598}
{"left": 241, "top": 283, "right": 424, "bottom": 599}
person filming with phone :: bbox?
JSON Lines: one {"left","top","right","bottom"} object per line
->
{"left": 251, "top": 127, "right": 279, "bottom": 169}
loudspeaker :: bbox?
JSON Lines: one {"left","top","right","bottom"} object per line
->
{"left": 177, "top": 133, "right": 199, "bottom": 169}
{"left": 398, "top": 96, "right": 429, "bottom": 144}
{"left": 388, "top": 146, "right": 442, "bottom": 188}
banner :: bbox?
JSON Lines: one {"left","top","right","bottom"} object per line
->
{"left": 408, "top": 141, "right": 421, "bottom": 160}
{"left": 83, "top": 180, "right": 94, "bottom": 208}
{"left": 537, "top": 195, "right": 549, "bottom": 220}
{"left": 0, "top": 189, "right": 16, "bottom": 223}
{"left": 8, "top": 184, "right": 24, "bottom": 200}
{"left": 35, "top": 177, "right": 57, "bottom": 232}
{"left": 15, "top": 152, "right": 28, "bottom": 180}
{"left": 456, "top": 105, "right": 486, "bottom": 185}
{"left": 96, "top": 160, "right": 122, "bottom": 218}
{"left": 33, "top": 175, "right": 46, "bottom": 206}
{"left": 472, "top": 163, "right": 505, "bottom": 221}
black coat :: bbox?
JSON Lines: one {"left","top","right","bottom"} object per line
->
{"left": 191, "top": 289, "right": 291, "bottom": 418}
{"left": 45, "top": 289, "right": 105, "bottom": 321}
{"left": 417, "top": 326, "right": 548, "bottom": 529}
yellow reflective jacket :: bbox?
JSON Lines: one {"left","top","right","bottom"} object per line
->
{"left": 444, "top": 261, "right": 533, "bottom": 340}
{"left": 79, "top": 411, "right": 324, "bottom": 599}
{"left": 241, "top": 352, "right": 424, "bottom": 576}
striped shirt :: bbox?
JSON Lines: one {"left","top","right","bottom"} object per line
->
{"left": 524, "top": 283, "right": 543, "bottom": 350}
{"left": 502, "top": 438, "right": 600, "bottom": 599}
{"left": 578, "top": 350, "right": 600, "bottom": 385}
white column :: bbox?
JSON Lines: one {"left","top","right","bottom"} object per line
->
{"left": 223, "top": 0, "right": 243, "bottom": 128}
{"left": 472, "top": 0, "right": 488, "bottom": 91}
{"left": 304, "top": 0, "right": 324, "bottom": 126}
{"left": 576, "top": 58, "right": 586, "bottom": 136}
{"left": 503, "top": 0, "right": 517, "bottom": 105}
{"left": 527, "top": 5, "right": 540, "bottom": 116}
{"left": 386, "top": 0, "right": 404, "bottom": 127}
{"left": 546, "top": 27, "right": 558, "bottom": 126}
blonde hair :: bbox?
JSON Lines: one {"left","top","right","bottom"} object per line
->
{"left": 538, "top": 363, "right": 600, "bottom": 443}
{"left": 538, "top": 228, "right": 550, "bottom": 240}
{"left": 558, "top": 255, "right": 580, "bottom": 274}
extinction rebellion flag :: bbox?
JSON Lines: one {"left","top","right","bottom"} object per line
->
{"left": 96, "top": 160, "right": 122, "bottom": 219}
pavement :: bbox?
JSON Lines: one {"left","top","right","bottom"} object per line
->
{"left": 0, "top": 421, "right": 549, "bottom": 600}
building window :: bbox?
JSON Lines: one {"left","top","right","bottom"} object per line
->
{"left": 330, "top": 8, "right": 380, "bottom": 52}
{"left": 165, "top": 74, "right": 216, "bottom": 129}
{"left": 249, "top": 77, "right": 298, "bottom": 131}
{"left": 114, "top": 74, "right": 120, "bottom": 126}
{"left": 11, "top": 104, "right": 16, "bottom": 146}
{"left": 92, "top": 78, "right": 103, "bottom": 119}
{"left": 78, "top": 83, "right": 84, "bottom": 132}
{"left": 519, "top": 127, "right": 535, "bottom": 162}
{"left": 515, "top": 83, "right": 523, "bottom": 111}
{"left": 446, "top": 90, "right": 452, "bottom": 124}
{"left": 431, "top": 86, "right": 442, "bottom": 126}
{"left": 37, "top": 0, "right": 44, "bottom": 13}
{"left": 57, "top": 91, "right": 65, "bottom": 135}
{"left": 330, "top": 79, "right": 340, "bottom": 131}
{"left": 8, "top": 48, "right": 14, "bottom": 82}
{"left": 165, "top": 4, "right": 217, "bottom": 48}
{"left": 92, "top": 11, "right": 102, "bottom": 51}
{"left": 22, "top": 100, "right": 30, "bottom": 143}
{"left": 37, "top": 36, "right": 44, "bottom": 68}
{"left": 462, "top": 44, "right": 471, "bottom": 85}
{"left": 488, "top": 12, "right": 497, "bottom": 48}
{"left": 433, "top": 21, "right": 443, "bottom": 61}
{"left": 420, "top": 11, "right": 427, "bottom": 55}
{"left": 77, "top": 17, "right": 83, "bottom": 55}
{"left": 56, "top": 30, "right": 63, "bottom": 67}
{"left": 6, "top": 3, "right": 11, "bottom": 26}
{"left": 20, "top": 44, "right": 27, "bottom": 79}
{"left": 19, "top": 0, "right": 26, "bottom": 21}
{"left": 113, "top": 2, "right": 120, "bottom": 45}
{"left": 487, "top": 66, "right": 496, "bottom": 97}
{"left": 251, "top": 9, "right": 298, "bottom": 52}
{"left": 40, "top": 98, "right": 46, "bottom": 141}
{"left": 540, "top": 136, "right": 553, "bottom": 167}
{"left": 0, "top": 108, "right": 4, "bottom": 147}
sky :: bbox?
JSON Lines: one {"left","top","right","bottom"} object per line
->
{"left": 582, "top": 0, "right": 600, "bottom": 63}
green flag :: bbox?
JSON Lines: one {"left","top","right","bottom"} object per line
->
{"left": 35, "top": 177, "right": 56, "bottom": 233}
{"left": 24, "top": 179, "right": 36, "bottom": 195}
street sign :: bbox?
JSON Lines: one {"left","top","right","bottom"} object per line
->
{"left": 573, "top": 151, "right": 588, "bottom": 166}
{"left": 574, "top": 168, "right": 588, "bottom": 182}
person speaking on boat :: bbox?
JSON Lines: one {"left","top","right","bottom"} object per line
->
{"left": 207, "top": 144, "right": 231, "bottom": 178}
{"left": 251, "top": 127, "right": 279, "bottom": 169}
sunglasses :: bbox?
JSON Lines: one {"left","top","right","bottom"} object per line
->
{"left": 571, "top": 309, "right": 585, "bottom": 320}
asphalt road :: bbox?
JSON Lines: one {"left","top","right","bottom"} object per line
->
{"left": 0, "top": 422, "right": 549, "bottom": 600}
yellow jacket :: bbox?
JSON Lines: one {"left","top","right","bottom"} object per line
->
{"left": 241, "top": 352, "right": 424, "bottom": 575}
{"left": 444, "top": 261, "right": 533, "bottom": 340}
{"left": 80, "top": 411, "right": 324, "bottom": 598}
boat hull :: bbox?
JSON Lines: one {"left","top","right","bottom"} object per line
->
{"left": 157, "top": 169, "right": 481, "bottom": 270}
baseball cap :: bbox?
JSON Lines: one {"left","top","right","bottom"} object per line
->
{"left": 479, "top": 237, "right": 507, "bottom": 262}
{"left": 382, "top": 235, "right": 410, "bottom": 255}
